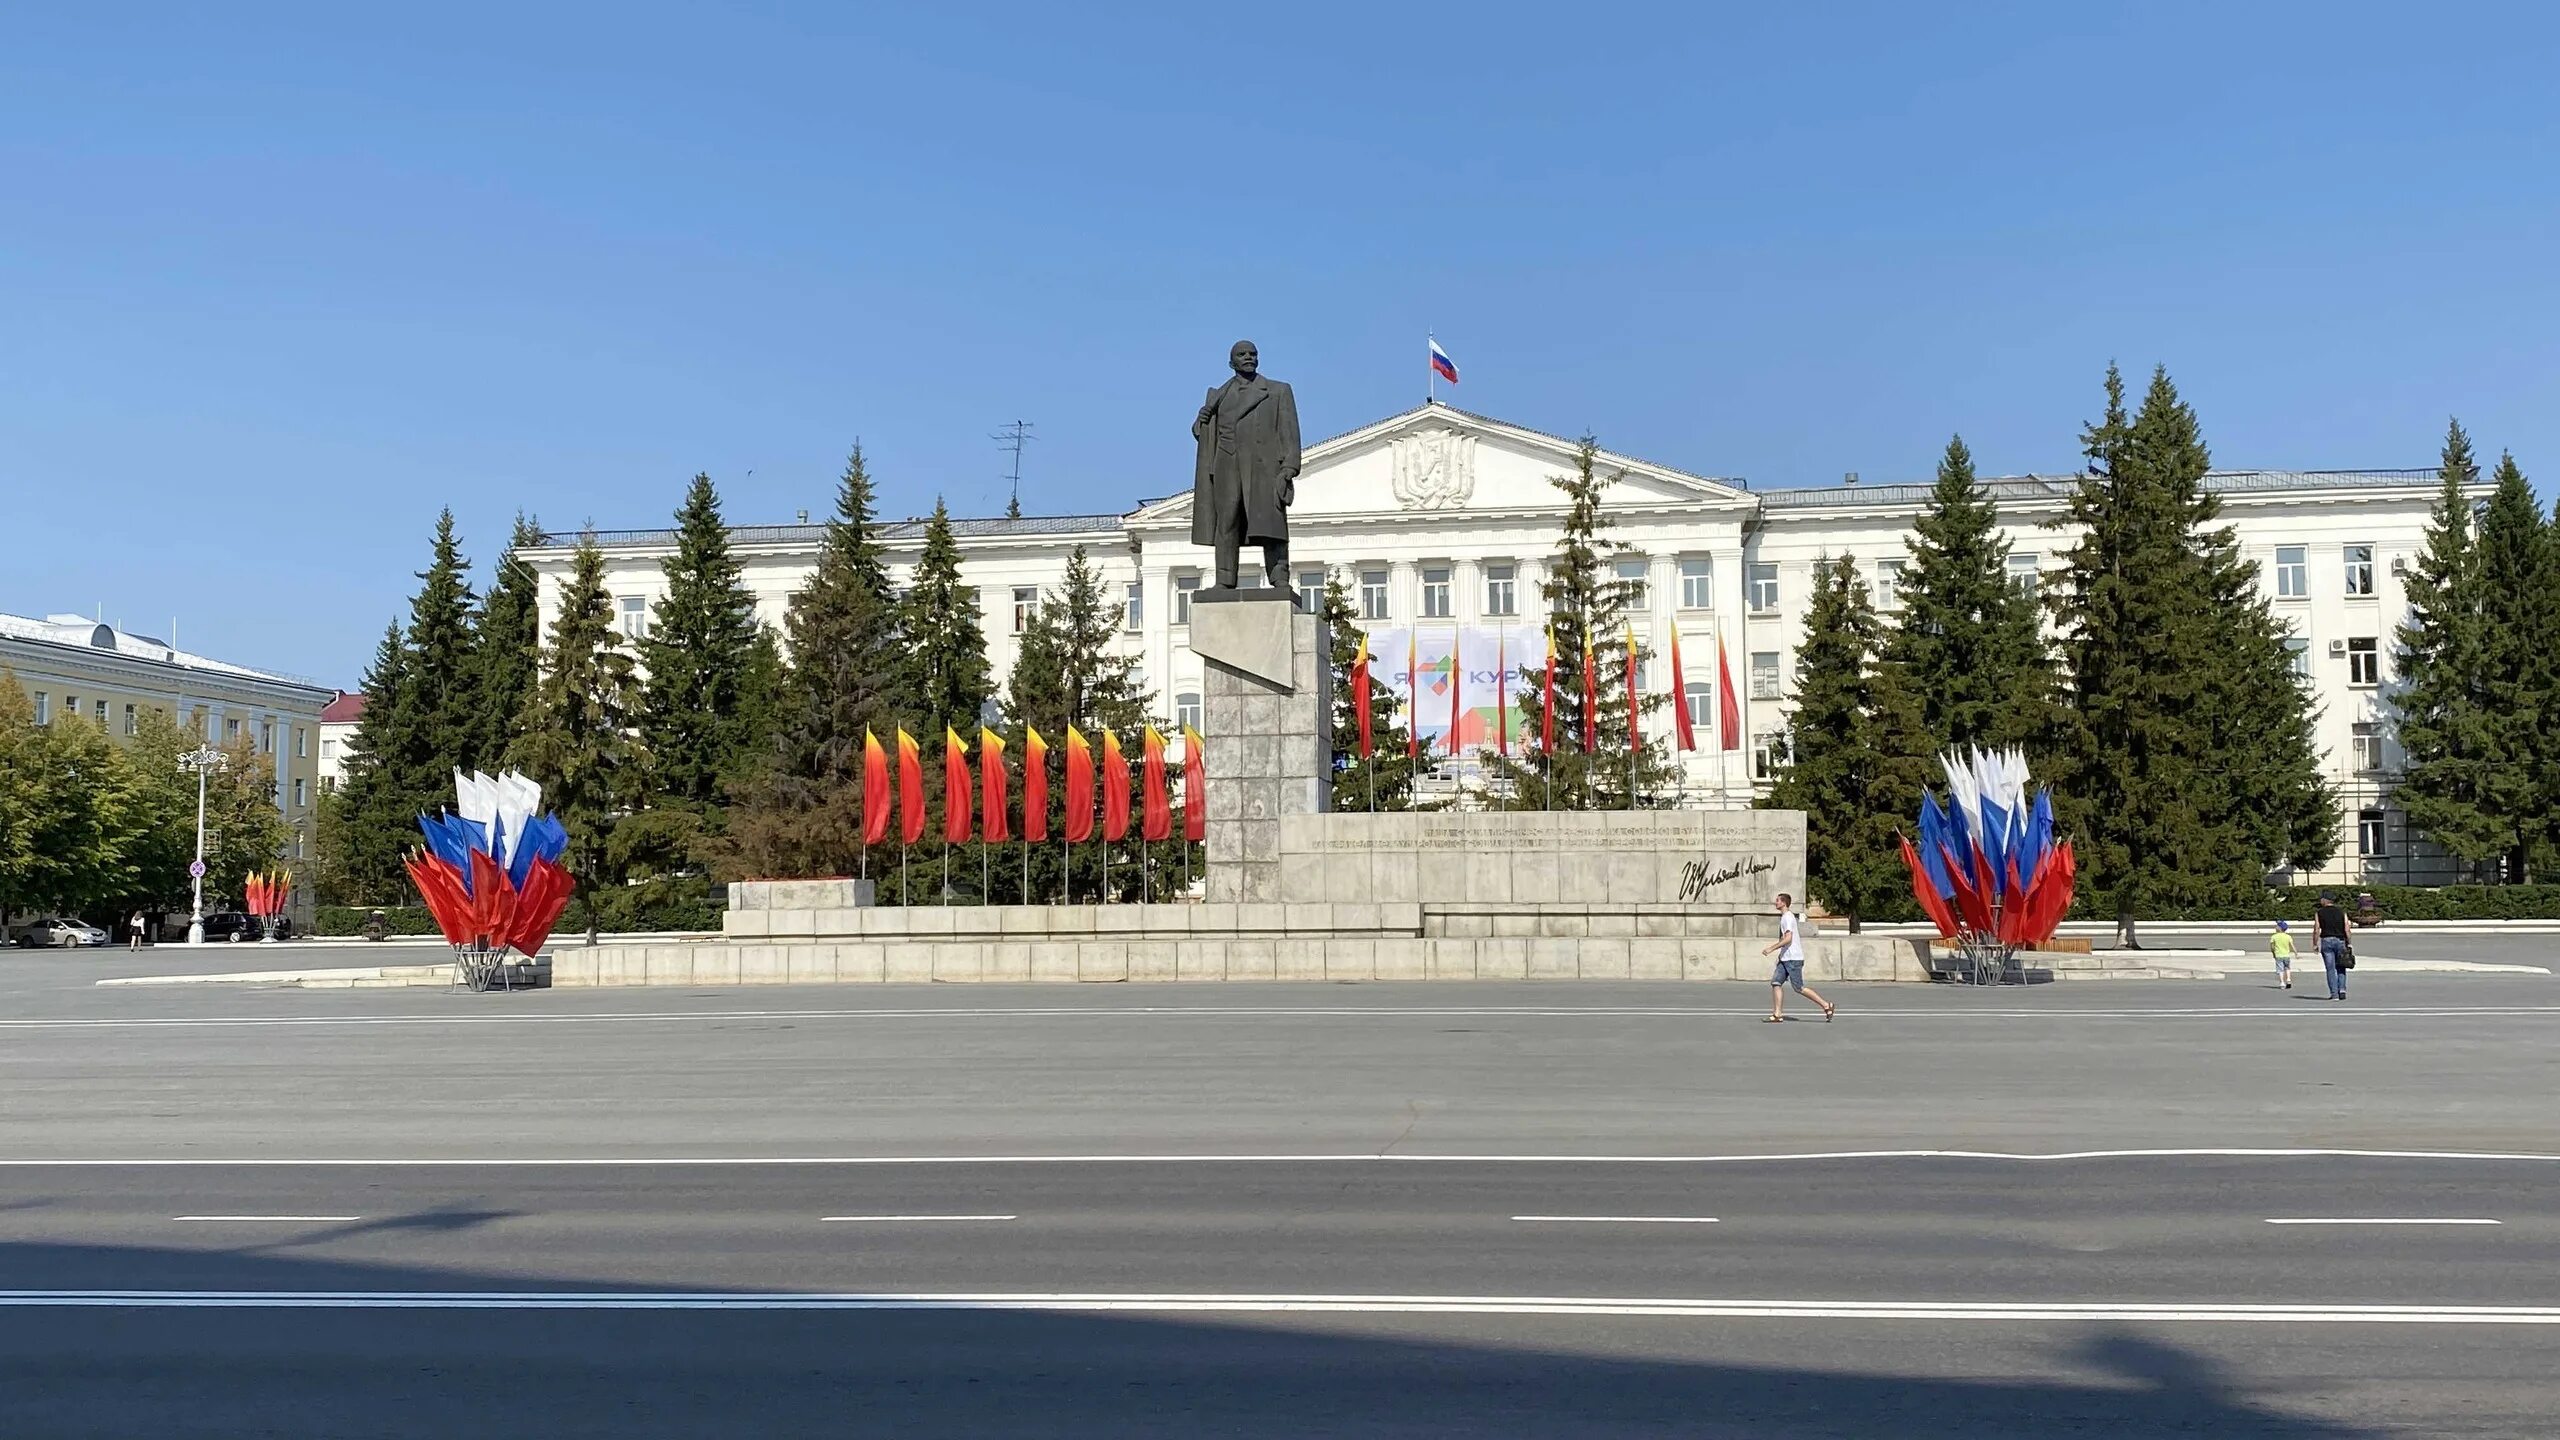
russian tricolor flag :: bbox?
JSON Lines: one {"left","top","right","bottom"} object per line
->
{"left": 1429, "top": 338, "right": 1458, "bottom": 385}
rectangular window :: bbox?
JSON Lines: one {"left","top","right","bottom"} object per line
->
{"left": 2344, "top": 543, "right": 2376, "bottom": 597}
{"left": 1484, "top": 563, "right": 1517, "bottom": 617}
{"left": 1679, "top": 556, "right": 1715, "bottom": 611}
{"left": 1874, "top": 558, "right": 1905, "bottom": 609}
{"left": 322, "top": 737, "right": 337, "bottom": 759}
{"left": 2282, "top": 635, "right": 2309, "bottom": 678}
{"left": 224, "top": 717, "right": 241, "bottom": 742}
{"left": 124, "top": 704, "right": 138, "bottom": 737}
{"left": 2007, "top": 552, "right": 2039, "bottom": 600}
{"left": 1124, "top": 582, "right": 1143, "bottom": 632}
{"left": 1420, "top": 565, "right": 1453, "bottom": 619}
{"left": 293, "top": 777, "right": 309, "bottom": 807}
{"left": 31, "top": 692, "right": 46, "bottom": 725}
{"left": 260, "top": 720, "right": 275, "bottom": 755}
{"left": 1360, "top": 568, "right": 1390, "bottom": 620}
{"left": 1174, "top": 573, "right": 1199, "bottom": 624}
{"left": 1297, "top": 568, "right": 1325, "bottom": 602}
{"left": 294, "top": 830, "right": 307, "bottom": 860}
{"left": 1614, "top": 557, "right": 1650, "bottom": 612}
{"left": 295, "top": 727, "right": 307, "bottom": 758}
{"left": 1684, "top": 681, "right": 1713, "bottom": 729}
{"left": 1747, "top": 562, "right": 1779, "bottom": 613}
{"left": 618, "top": 594, "right": 648, "bottom": 640}
{"left": 1751, "top": 731, "right": 1782, "bottom": 781}
{"left": 2273, "top": 545, "right": 2308, "bottom": 600}
{"left": 2346, "top": 637, "right": 2380, "bottom": 687}
{"left": 64, "top": 694, "right": 79, "bottom": 724}
{"left": 2357, "top": 809, "right": 2388, "bottom": 858}
{"left": 2351, "top": 721, "right": 2382, "bottom": 773}
{"left": 95, "top": 699, "right": 108, "bottom": 725}
{"left": 321, "top": 777, "right": 337, "bottom": 795}
{"left": 1175, "top": 691, "right": 1202, "bottom": 734}
{"left": 1750, "top": 651, "right": 1781, "bottom": 701}
{"left": 1012, "top": 586, "right": 1038, "bottom": 634}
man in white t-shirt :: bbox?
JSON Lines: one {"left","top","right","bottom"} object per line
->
{"left": 1761, "top": 893, "right": 1834, "bottom": 1023}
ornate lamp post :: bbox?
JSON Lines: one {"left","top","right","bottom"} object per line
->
{"left": 177, "top": 746, "right": 227, "bottom": 945}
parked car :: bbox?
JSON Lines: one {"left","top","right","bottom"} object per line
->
{"left": 195, "top": 912, "right": 269, "bottom": 943}
{"left": 11, "top": 918, "right": 109, "bottom": 948}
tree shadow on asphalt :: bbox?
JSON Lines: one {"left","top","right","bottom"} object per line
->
{"left": 0, "top": 1230, "right": 2404, "bottom": 1440}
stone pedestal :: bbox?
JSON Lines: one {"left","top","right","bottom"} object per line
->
{"left": 1193, "top": 593, "right": 1330, "bottom": 904}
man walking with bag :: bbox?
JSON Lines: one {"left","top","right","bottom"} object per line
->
{"left": 1763, "top": 893, "right": 1834, "bottom": 1023}
{"left": 2313, "top": 894, "right": 2354, "bottom": 1001}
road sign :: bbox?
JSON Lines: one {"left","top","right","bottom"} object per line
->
{"left": 189, "top": 859, "right": 206, "bottom": 879}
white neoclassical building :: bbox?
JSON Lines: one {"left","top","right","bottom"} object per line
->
{"left": 531, "top": 401, "right": 2469, "bottom": 887}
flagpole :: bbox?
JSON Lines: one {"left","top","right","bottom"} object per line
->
{"left": 1426, "top": 328, "right": 1433, "bottom": 407}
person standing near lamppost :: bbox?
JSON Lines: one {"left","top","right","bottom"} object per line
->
{"left": 177, "top": 746, "right": 227, "bottom": 945}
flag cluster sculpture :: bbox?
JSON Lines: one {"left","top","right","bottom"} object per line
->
{"left": 241, "top": 869, "right": 292, "bottom": 921}
{"left": 1898, "top": 747, "right": 2077, "bottom": 950}
{"left": 405, "top": 770, "right": 575, "bottom": 958}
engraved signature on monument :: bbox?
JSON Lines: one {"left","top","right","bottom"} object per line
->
{"left": 1679, "top": 856, "right": 1776, "bottom": 902}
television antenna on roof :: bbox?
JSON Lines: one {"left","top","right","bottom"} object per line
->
{"left": 991, "top": 420, "right": 1036, "bottom": 518}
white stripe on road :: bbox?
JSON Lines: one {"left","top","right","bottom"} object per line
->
{"left": 18, "top": 1003, "right": 2560, "bottom": 1031}
{"left": 170, "top": 1216, "right": 360, "bottom": 1223}
{"left": 2266, "top": 1217, "right": 2503, "bottom": 1226}
{"left": 8, "top": 1147, "right": 2560, "bottom": 1167}
{"left": 0, "top": 1290, "right": 2555, "bottom": 1323}
{"left": 1513, "top": 1215, "right": 1721, "bottom": 1224}
{"left": 820, "top": 1215, "right": 1015, "bottom": 1223}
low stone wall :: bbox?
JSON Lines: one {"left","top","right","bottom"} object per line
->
{"left": 722, "top": 897, "right": 1782, "bottom": 944}
{"left": 548, "top": 932, "right": 1928, "bottom": 987}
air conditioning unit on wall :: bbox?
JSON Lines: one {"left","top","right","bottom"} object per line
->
{"left": 2328, "top": 639, "right": 2348, "bottom": 656}
{"left": 2389, "top": 556, "right": 2409, "bottom": 576}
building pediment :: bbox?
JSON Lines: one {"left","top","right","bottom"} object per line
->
{"left": 1128, "top": 403, "right": 1750, "bottom": 530}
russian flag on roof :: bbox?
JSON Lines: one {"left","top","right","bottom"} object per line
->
{"left": 1429, "top": 337, "right": 1458, "bottom": 384}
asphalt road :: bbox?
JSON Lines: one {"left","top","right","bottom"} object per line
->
{"left": 3, "top": 973, "right": 2557, "bottom": 1435}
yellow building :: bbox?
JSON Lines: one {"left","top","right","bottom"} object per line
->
{"left": 2, "top": 611, "right": 330, "bottom": 925}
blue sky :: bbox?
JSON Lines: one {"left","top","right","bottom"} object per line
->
{"left": 5, "top": 3, "right": 2554, "bottom": 685}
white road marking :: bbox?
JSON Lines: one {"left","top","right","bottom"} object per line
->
{"left": 0, "top": 1290, "right": 2555, "bottom": 1322}
{"left": 18, "top": 1003, "right": 2560, "bottom": 1031}
{"left": 2266, "top": 1217, "right": 2503, "bottom": 1226}
{"left": 7, "top": 1147, "right": 2559, "bottom": 1167}
{"left": 824, "top": 1204, "right": 1013, "bottom": 1214}
{"left": 1513, "top": 1215, "right": 1720, "bottom": 1224}
{"left": 170, "top": 1215, "right": 360, "bottom": 1223}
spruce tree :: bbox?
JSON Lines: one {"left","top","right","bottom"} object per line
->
{"left": 1763, "top": 557, "right": 1931, "bottom": 930}
{"left": 1883, "top": 435, "right": 2059, "bottom": 752}
{"left": 731, "top": 444, "right": 906, "bottom": 879}
{"left": 515, "top": 534, "right": 643, "bottom": 941}
{"left": 897, "top": 499, "right": 997, "bottom": 738}
{"left": 2472, "top": 451, "right": 2554, "bottom": 881}
{"left": 1480, "top": 438, "right": 1679, "bottom": 809}
{"left": 330, "top": 621, "right": 419, "bottom": 902}
{"left": 403, "top": 509, "right": 482, "bottom": 774}
{"left": 1320, "top": 574, "right": 1421, "bottom": 810}
{"left": 638, "top": 476, "right": 773, "bottom": 813}
{"left": 2393, "top": 421, "right": 2496, "bottom": 871}
{"left": 468, "top": 513, "right": 546, "bottom": 772}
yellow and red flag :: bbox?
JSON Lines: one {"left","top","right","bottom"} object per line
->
{"left": 979, "top": 728, "right": 1009, "bottom": 842}
{"left": 1351, "top": 633, "right": 1372, "bottom": 758}
{"left": 1100, "top": 730, "right": 1132, "bottom": 842}
{"left": 1669, "top": 621, "right": 1696, "bottom": 752}
{"left": 1716, "top": 623, "right": 1742, "bottom": 751}
{"left": 1624, "top": 623, "right": 1642, "bottom": 756}
{"left": 895, "top": 729, "right": 926, "bottom": 845}
{"left": 1180, "top": 725, "right": 1207, "bottom": 842}
{"left": 1140, "top": 726, "right": 1172, "bottom": 842}
{"left": 1022, "top": 727, "right": 1050, "bottom": 841}
{"left": 1064, "top": 727, "right": 1094, "bottom": 843}
{"left": 861, "top": 728, "right": 891, "bottom": 844}
{"left": 943, "top": 728, "right": 972, "bottom": 844}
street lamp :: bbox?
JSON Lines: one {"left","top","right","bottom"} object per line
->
{"left": 177, "top": 746, "right": 227, "bottom": 945}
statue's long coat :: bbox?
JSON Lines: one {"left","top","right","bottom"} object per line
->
{"left": 1191, "top": 374, "right": 1301, "bottom": 547}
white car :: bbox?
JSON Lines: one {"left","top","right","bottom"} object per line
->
{"left": 11, "top": 918, "right": 109, "bottom": 948}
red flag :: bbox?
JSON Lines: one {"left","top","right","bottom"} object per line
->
{"left": 1023, "top": 728, "right": 1050, "bottom": 842}
{"left": 1623, "top": 622, "right": 1641, "bottom": 755}
{"left": 1669, "top": 622, "right": 1696, "bottom": 752}
{"left": 1580, "top": 629, "right": 1597, "bottom": 750}
{"left": 1541, "top": 623, "right": 1556, "bottom": 753}
{"left": 1496, "top": 628, "right": 1509, "bottom": 758}
{"left": 1406, "top": 628, "right": 1420, "bottom": 767}
{"left": 1141, "top": 726, "right": 1171, "bottom": 841}
{"left": 1064, "top": 727, "right": 1094, "bottom": 842}
{"left": 979, "top": 728, "right": 1009, "bottom": 843}
{"left": 1447, "top": 629, "right": 1463, "bottom": 755}
{"left": 1101, "top": 730, "right": 1132, "bottom": 842}
{"left": 896, "top": 729, "right": 926, "bottom": 845}
{"left": 1716, "top": 625, "right": 1742, "bottom": 751}
{"left": 1898, "top": 834, "right": 1961, "bottom": 940}
{"left": 1181, "top": 726, "right": 1206, "bottom": 842}
{"left": 1352, "top": 634, "right": 1373, "bottom": 759}
{"left": 861, "top": 728, "right": 891, "bottom": 844}
{"left": 942, "top": 727, "right": 971, "bottom": 844}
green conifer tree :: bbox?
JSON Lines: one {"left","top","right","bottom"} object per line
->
{"left": 514, "top": 534, "right": 643, "bottom": 942}
{"left": 331, "top": 622, "right": 419, "bottom": 902}
{"left": 1321, "top": 575, "right": 1421, "bottom": 810}
{"left": 731, "top": 444, "right": 907, "bottom": 880}
{"left": 897, "top": 499, "right": 997, "bottom": 738}
{"left": 1764, "top": 557, "right": 1931, "bottom": 929}
{"left": 998, "top": 546, "right": 1156, "bottom": 903}
{"left": 2393, "top": 421, "right": 2496, "bottom": 872}
{"left": 333, "top": 513, "right": 481, "bottom": 902}
{"left": 468, "top": 513, "right": 546, "bottom": 772}
{"left": 639, "top": 476, "right": 774, "bottom": 812}
{"left": 1480, "top": 438, "right": 1679, "bottom": 809}
{"left": 2472, "top": 451, "right": 2554, "bottom": 881}
{"left": 1883, "top": 435, "right": 2060, "bottom": 752}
